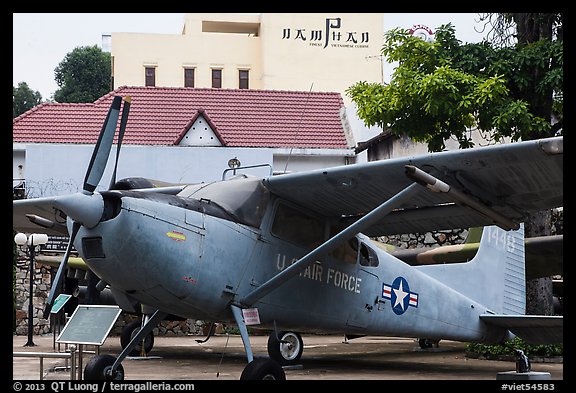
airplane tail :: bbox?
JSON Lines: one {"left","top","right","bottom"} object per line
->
{"left": 415, "top": 225, "right": 526, "bottom": 315}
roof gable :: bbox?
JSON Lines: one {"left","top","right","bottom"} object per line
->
{"left": 175, "top": 109, "right": 223, "bottom": 147}
{"left": 13, "top": 86, "right": 351, "bottom": 149}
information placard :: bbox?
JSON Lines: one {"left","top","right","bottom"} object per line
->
{"left": 56, "top": 305, "right": 121, "bottom": 345}
{"left": 50, "top": 293, "right": 72, "bottom": 314}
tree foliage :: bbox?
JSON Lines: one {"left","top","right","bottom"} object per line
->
{"left": 53, "top": 45, "right": 112, "bottom": 103}
{"left": 347, "top": 21, "right": 562, "bottom": 152}
{"left": 13, "top": 82, "right": 42, "bottom": 118}
{"left": 467, "top": 337, "right": 563, "bottom": 359}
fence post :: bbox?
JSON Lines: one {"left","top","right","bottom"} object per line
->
{"left": 69, "top": 345, "right": 76, "bottom": 380}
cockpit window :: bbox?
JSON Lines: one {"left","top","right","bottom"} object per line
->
{"left": 330, "top": 237, "right": 358, "bottom": 264}
{"left": 271, "top": 202, "right": 324, "bottom": 249}
{"left": 177, "top": 175, "right": 270, "bottom": 228}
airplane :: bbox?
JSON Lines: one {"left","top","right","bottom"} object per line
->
{"left": 32, "top": 226, "right": 563, "bottom": 353}
{"left": 13, "top": 95, "right": 563, "bottom": 380}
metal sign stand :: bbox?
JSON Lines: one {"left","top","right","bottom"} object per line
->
{"left": 56, "top": 305, "right": 122, "bottom": 380}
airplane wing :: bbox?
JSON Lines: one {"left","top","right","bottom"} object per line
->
{"left": 480, "top": 315, "right": 563, "bottom": 345}
{"left": 13, "top": 197, "right": 70, "bottom": 236}
{"left": 263, "top": 137, "right": 563, "bottom": 236}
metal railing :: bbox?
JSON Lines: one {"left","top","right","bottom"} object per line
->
{"left": 13, "top": 345, "right": 76, "bottom": 380}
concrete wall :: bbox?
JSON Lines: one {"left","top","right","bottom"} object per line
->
{"left": 17, "top": 144, "right": 352, "bottom": 198}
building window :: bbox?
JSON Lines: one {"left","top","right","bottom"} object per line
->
{"left": 145, "top": 67, "right": 156, "bottom": 87}
{"left": 212, "top": 69, "right": 222, "bottom": 88}
{"left": 239, "top": 70, "right": 249, "bottom": 89}
{"left": 184, "top": 68, "right": 195, "bottom": 88}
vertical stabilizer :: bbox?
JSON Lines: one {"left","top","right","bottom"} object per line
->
{"left": 415, "top": 225, "right": 525, "bottom": 315}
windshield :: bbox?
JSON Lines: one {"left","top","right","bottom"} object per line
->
{"left": 177, "top": 175, "right": 270, "bottom": 228}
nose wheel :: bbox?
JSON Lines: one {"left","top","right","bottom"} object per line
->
{"left": 240, "top": 358, "right": 286, "bottom": 380}
{"left": 84, "top": 354, "right": 125, "bottom": 380}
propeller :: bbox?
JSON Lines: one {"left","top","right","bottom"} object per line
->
{"left": 43, "top": 95, "right": 127, "bottom": 318}
{"left": 109, "top": 96, "right": 131, "bottom": 189}
{"left": 84, "top": 96, "right": 123, "bottom": 194}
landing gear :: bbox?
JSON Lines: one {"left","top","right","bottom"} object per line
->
{"left": 84, "top": 354, "right": 124, "bottom": 380}
{"left": 240, "top": 358, "right": 286, "bottom": 380}
{"left": 230, "top": 305, "right": 286, "bottom": 380}
{"left": 267, "top": 331, "right": 303, "bottom": 365}
{"left": 121, "top": 320, "right": 154, "bottom": 356}
{"left": 418, "top": 338, "right": 440, "bottom": 349}
{"left": 84, "top": 310, "right": 167, "bottom": 380}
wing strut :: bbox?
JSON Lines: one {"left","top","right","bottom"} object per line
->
{"left": 239, "top": 182, "right": 421, "bottom": 307}
{"left": 405, "top": 165, "right": 520, "bottom": 231}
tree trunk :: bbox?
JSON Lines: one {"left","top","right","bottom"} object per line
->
{"left": 524, "top": 210, "right": 554, "bottom": 315}
{"left": 510, "top": 14, "right": 559, "bottom": 315}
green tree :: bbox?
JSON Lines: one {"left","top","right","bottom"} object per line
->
{"left": 347, "top": 22, "right": 562, "bottom": 152}
{"left": 13, "top": 82, "right": 42, "bottom": 118}
{"left": 347, "top": 15, "right": 562, "bottom": 315}
{"left": 53, "top": 45, "right": 112, "bottom": 103}
{"left": 475, "top": 13, "right": 563, "bottom": 316}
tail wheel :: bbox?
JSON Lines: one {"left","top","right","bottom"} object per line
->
{"left": 121, "top": 320, "right": 154, "bottom": 356}
{"left": 267, "top": 331, "right": 303, "bottom": 365}
{"left": 240, "top": 358, "right": 286, "bottom": 380}
{"left": 84, "top": 355, "right": 124, "bottom": 380}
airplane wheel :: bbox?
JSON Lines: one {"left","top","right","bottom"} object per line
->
{"left": 84, "top": 355, "right": 124, "bottom": 380}
{"left": 121, "top": 321, "right": 154, "bottom": 356}
{"left": 267, "top": 331, "right": 303, "bottom": 365}
{"left": 418, "top": 338, "right": 438, "bottom": 349}
{"left": 240, "top": 358, "right": 286, "bottom": 380}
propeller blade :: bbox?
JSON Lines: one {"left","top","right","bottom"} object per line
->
{"left": 109, "top": 96, "right": 131, "bottom": 189}
{"left": 83, "top": 96, "right": 122, "bottom": 194}
{"left": 43, "top": 221, "right": 81, "bottom": 319}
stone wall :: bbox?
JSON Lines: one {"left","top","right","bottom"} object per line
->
{"left": 111, "top": 314, "right": 206, "bottom": 337}
{"left": 14, "top": 258, "right": 52, "bottom": 335}
{"left": 380, "top": 208, "right": 563, "bottom": 249}
{"left": 378, "top": 228, "right": 470, "bottom": 249}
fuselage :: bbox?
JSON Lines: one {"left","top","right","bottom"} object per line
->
{"left": 78, "top": 178, "right": 509, "bottom": 345}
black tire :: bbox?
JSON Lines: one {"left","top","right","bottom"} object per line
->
{"left": 84, "top": 355, "right": 125, "bottom": 380}
{"left": 240, "top": 358, "right": 286, "bottom": 380}
{"left": 418, "top": 338, "right": 434, "bottom": 349}
{"left": 121, "top": 320, "right": 154, "bottom": 356}
{"left": 267, "top": 331, "right": 303, "bottom": 366}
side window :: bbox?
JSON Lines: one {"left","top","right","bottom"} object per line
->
{"left": 271, "top": 203, "right": 324, "bottom": 249}
{"left": 359, "top": 243, "right": 379, "bottom": 267}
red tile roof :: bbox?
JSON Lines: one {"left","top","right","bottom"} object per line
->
{"left": 13, "top": 86, "right": 351, "bottom": 149}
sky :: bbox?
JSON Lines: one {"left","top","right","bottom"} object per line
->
{"left": 13, "top": 13, "right": 490, "bottom": 100}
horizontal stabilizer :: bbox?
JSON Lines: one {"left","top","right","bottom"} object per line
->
{"left": 480, "top": 315, "right": 563, "bottom": 345}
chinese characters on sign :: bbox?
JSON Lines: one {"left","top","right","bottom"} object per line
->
{"left": 282, "top": 17, "right": 370, "bottom": 49}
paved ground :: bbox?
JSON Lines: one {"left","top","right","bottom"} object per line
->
{"left": 13, "top": 333, "right": 563, "bottom": 382}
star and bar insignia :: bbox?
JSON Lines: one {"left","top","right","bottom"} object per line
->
{"left": 382, "top": 276, "right": 419, "bottom": 315}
